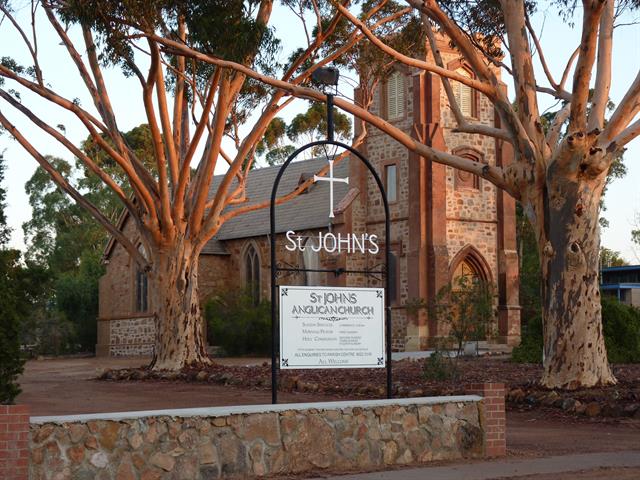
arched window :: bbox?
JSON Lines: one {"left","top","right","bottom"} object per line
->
{"left": 450, "top": 245, "right": 491, "bottom": 288}
{"left": 452, "top": 258, "right": 482, "bottom": 286}
{"left": 244, "top": 244, "right": 261, "bottom": 305}
{"left": 135, "top": 243, "right": 148, "bottom": 312}
{"left": 303, "top": 237, "right": 320, "bottom": 286}
{"left": 453, "top": 68, "right": 474, "bottom": 117}
{"left": 386, "top": 71, "right": 405, "bottom": 120}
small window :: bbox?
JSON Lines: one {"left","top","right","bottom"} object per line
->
{"left": 385, "top": 164, "right": 397, "bottom": 202}
{"left": 245, "top": 244, "right": 261, "bottom": 306}
{"left": 453, "top": 68, "right": 473, "bottom": 117}
{"left": 135, "top": 244, "right": 148, "bottom": 313}
{"left": 387, "top": 71, "right": 405, "bottom": 120}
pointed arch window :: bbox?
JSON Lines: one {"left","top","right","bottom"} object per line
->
{"left": 135, "top": 244, "right": 149, "bottom": 313}
{"left": 450, "top": 246, "right": 491, "bottom": 289}
{"left": 245, "top": 244, "right": 261, "bottom": 305}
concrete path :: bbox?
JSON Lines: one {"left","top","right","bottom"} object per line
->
{"left": 314, "top": 451, "right": 640, "bottom": 480}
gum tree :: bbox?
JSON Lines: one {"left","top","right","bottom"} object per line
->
{"left": 0, "top": 0, "right": 413, "bottom": 371}
{"left": 149, "top": 0, "right": 640, "bottom": 388}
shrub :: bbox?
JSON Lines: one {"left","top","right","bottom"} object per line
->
{"left": 511, "top": 298, "right": 640, "bottom": 364}
{"left": 409, "top": 277, "right": 497, "bottom": 357}
{"left": 205, "top": 289, "right": 271, "bottom": 356}
{"left": 601, "top": 297, "right": 640, "bottom": 363}
{"left": 510, "top": 314, "right": 543, "bottom": 363}
{"left": 0, "top": 250, "right": 25, "bottom": 404}
{"left": 422, "top": 350, "right": 460, "bottom": 382}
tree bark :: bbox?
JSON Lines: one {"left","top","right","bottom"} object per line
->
{"left": 538, "top": 141, "right": 616, "bottom": 389}
{"left": 149, "top": 240, "right": 211, "bottom": 371}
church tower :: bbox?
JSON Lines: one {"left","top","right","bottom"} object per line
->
{"left": 352, "top": 38, "right": 521, "bottom": 351}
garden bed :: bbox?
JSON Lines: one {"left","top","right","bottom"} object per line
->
{"left": 98, "top": 357, "right": 640, "bottom": 420}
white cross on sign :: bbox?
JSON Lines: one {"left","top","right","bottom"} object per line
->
{"left": 314, "top": 159, "right": 349, "bottom": 218}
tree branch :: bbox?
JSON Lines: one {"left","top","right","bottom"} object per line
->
{"left": 1, "top": 4, "right": 43, "bottom": 84}
{"left": 560, "top": 46, "right": 580, "bottom": 91}
{"left": 588, "top": 0, "right": 614, "bottom": 131}
{"left": 153, "top": 44, "right": 179, "bottom": 189}
{"left": 423, "top": 17, "right": 513, "bottom": 143}
{"left": 0, "top": 89, "right": 135, "bottom": 217}
{"left": 172, "top": 15, "right": 187, "bottom": 165}
{"left": 0, "top": 63, "right": 159, "bottom": 223}
{"left": 332, "top": 1, "right": 496, "bottom": 97}
{"left": 144, "top": 39, "right": 174, "bottom": 237}
{"left": 569, "top": 0, "right": 606, "bottom": 132}
{"left": 0, "top": 110, "right": 149, "bottom": 269}
{"left": 546, "top": 102, "right": 571, "bottom": 151}
{"left": 610, "top": 118, "right": 640, "bottom": 148}
{"left": 150, "top": 36, "right": 514, "bottom": 196}
{"left": 603, "top": 69, "right": 640, "bottom": 142}
{"left": 499, "top": 0, "right": 545, "bottom": 152}
{"left": 173, "top": 70, "right": 220, "bottom": 222}
{"left": 189, "top": 75, "right": 234, "bottom": 236}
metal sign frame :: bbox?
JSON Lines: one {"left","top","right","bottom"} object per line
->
{"left": 269, "top": 123, "right": 392, "bottom": 403}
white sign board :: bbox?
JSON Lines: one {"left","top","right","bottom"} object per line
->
{"left": 279, "top": 286, "right": 385, "bottom": 369}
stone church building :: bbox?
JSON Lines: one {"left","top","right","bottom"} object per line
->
{"left": 96, "top": 44, "right": 521, "bottom": 357}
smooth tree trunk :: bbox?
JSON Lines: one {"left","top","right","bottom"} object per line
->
{"left": 149, "top": 240, "right": 211, "bottom": 371}
{"left": 536, "top": 136, "right": 616, "bottom": 389}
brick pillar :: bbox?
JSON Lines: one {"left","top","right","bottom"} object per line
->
{"left": 467, "top": 383, "right": 506, "bottom": 457}
{"left": 0, "top": 405, "right": 30, "bottom": 480}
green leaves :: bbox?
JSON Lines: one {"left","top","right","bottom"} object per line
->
{"left": 57, "top": 0, "right": 280, "bottom": 72}
{"left": 255, "top": 102, "right": 352, "bottom": 165}
{"left": 0, "top": 152, "right": 10, "bottom": 246}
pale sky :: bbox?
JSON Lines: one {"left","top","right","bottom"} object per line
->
{"left": 1, "top": 3, "right": 639, "bottom": 260}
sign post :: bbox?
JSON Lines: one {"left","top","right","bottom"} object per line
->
{"left": 270, "top": 76, "right": 391, "bottom": 404}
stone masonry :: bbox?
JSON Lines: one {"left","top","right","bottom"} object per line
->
{"left": 29, "top": 395, "right": 497, "bottom": 479}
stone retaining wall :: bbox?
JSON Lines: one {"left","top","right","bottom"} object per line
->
{"left": 29, "top": 395, "right": 492, "bottom": 479}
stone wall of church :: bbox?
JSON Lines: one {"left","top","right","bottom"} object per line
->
{"left": 97, "top": 217, "right": 154, "bottom": 357}
{"left": 198, "top": 255, "right": 233, "bottom": 303}
{"left": 97, "top": 216, "right": 234, "bottom": 357}
{"left": 99, "top": 217, "right": 146, "bottom": 321}
{"left": 360, "top": 70, "right": 416, "bottom": 350}
{"left": 439, "top": 51, "right": 500, "bottom": 284}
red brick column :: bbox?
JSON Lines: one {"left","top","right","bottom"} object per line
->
{"left": 467, "top": 383, "right": 506, "bottom": 457}
{"left": 0, "top": 405, "right": 29, "bottom": 480}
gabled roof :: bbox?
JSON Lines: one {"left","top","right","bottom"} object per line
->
{"left": 103, "top": 156, "right": 352, "bottom": 260}
{"left": 208, "top": 156, "right": 351, "bottom": 243}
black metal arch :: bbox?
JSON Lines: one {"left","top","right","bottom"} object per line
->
{"left": 269, "top": 139, "right": 392, "bottom": 404}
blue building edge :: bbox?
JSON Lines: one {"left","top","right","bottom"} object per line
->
{"left": 600, "top": 265, "right": 640, "bottom": 305}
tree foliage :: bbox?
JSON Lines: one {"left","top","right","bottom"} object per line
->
{"left": 600, "top": 247, "right": 628, "bottom": 268}
{"left": 256, "top": 102, "right": 352, "bottom": 165}
{"left": 20, "top": 124, "right": 154, "bottom": 354}
{"left": 0, "top": 153, "right": 25, "bottom": 404}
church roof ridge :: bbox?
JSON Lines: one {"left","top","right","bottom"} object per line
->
{"left": 204, "top": 155, "right": 351, "bottom": 248}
